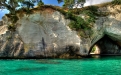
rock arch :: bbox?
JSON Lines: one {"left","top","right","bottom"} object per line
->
{"left": 88, "top": 35, "right": 121, "bottom": 55}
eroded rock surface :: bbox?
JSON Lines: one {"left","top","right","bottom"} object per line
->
{"left": 0, "top": 9, "right": 81, "bottom": 58}
{"left": 89, "top": 5, "right": 121, "bottom": 55}
{"left": 1, "top": 5, "right": 121, "bottom": 58}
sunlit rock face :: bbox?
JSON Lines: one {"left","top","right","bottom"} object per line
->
{"left": 0, "top": 8, "right": 81, "bottom": 58}
{"left": 0, "top": 19, "right": 24, "bottom": 57}
{"left": 17, "top": 10, "right": 81, "bottom": 57}
{"left": 1, "top": 4, "right": 121, "bottom": 58}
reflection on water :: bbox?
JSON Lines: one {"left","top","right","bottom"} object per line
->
{"left": 0, "top": 56, "right": 121, "bottom": 75}
{"left": 91, "top": 55, "right": 101, "bottom": 58}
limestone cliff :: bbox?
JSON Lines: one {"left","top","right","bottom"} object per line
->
{"left": 0, "top": 7, "right": 81, "bottom": 58}
{"left": 90, "top": 4, "right": 121, "bottom": 55}
{"left": 1, "top": 4, "right": 121, "bottom": 58}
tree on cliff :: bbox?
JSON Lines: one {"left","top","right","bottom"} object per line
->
{"left": 0, "top": 0, "right": 43, "bottom": 15}
{"left": 0, "top": 0, "right": 20, "bottom": 15}
{"left": 0, "top": 0, "right": 85, "bottom": 23}
{"left": 58, "top": 0, "right": 86, "bottom": 8}
{"left": 37, "top": 0, "right": 44, "bottom": 6}
{"left": 0, "top": 0, "right": 42, "bottom": 31}
{"left": 22, "top": 1, "right": 34, "bottom": 10}
{"left": 0, "top": 0, "right": 86, "bottom": 14}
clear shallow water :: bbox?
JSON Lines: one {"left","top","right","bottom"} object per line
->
{"left": 0, "top": 56, "right": 121, "bottom": 75}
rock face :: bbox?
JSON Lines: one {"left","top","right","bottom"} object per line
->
{"left": 92, "top": 36, "right": 121, "bottom": 54}
{"left": 0, "top": 8, "right": 81, "bottom": 58}
{"left": 0, "top": 21, "right": 24, "bottom": 57}
{"left": 89, "top": 5, "right": 121, "bottom": 55}
{"left": 1, "top": 5, "right": 121, "bottom": 58}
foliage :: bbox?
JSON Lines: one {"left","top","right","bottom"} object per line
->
{"left": 17, "top": 4, "right": 91, "bottom": 31}
{"left": 6, "top": 35, "right": 12, "bottom": 40}
{"left": 48, "top": 7, "right": 90, "bottom": 31}
{"left": 58, "top": 0, "right": 86, "bottom": 8}
{"left": 91, "top": 45, "right": 96, "bottom": 53}
{"left": 65, "top": 5, "right": 100, "bottom": 37}
{"left": 37, "top": 0, "right": 44, "bottom": 6}
{"left": 17, "top": 4, "right": 92, "bottom": 35}
{"left": 0, "top": 0, "right": 107, "bottom": 37}
{"left": 6, "top": 14, "right": 19, "bottom": 23}
{"left": 8, "top": 24, "right": 16, "bottom": 31}
{"left": 6, "top": 16, "right": 18, "bottom": 32}
{"left": 22, "top": 1, "right": 34, "bottom": 11}
{"left": 57, "top": 0, "right": 63, "bottom": 3}
{"left": 85, "top": 6, "right": 99, "bottom": 14}
{"left": 66, "top": 10, "right": 90, "bottom": 30}
{"left": 0, "top": 0, "right": 86, "bottom": 13}
{"left": 0, "top": 0, "right": 44, "bottom": 15}
{"left": 81, "top": 6, "right": 99, "bottom": 23}
{"left": 0, "top": 0, "right": 43, "bottom": 32}
{"left": 0, "top": 0, "right": 19, "bottom": 15}
{"left": 63, "top": 0, "right": 75, "bottom": 8}
{"left": 65, "top": 6, "right": 99, "bottom": 31}
{"left": 112, "top": 0, "right": 121, "bottom": 5}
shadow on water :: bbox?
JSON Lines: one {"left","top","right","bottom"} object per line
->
{"left": 15, "top": 66, "right": 48, "bottom": 72}
{"left": 35, "top": 59, "right": 62, "bottom": 64}
{"left": 90, "top": 54, "right": 121, "bottom": 60}
{"left": 0, "top": 71, "right": 8, "bottom": 75}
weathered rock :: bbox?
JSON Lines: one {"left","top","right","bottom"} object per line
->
{"left": 0, "top": 21, "right": 3, "bottom": 26}
{"left": 0, "top": 8, "right": 81, "bottom": 58}
{"left": 89, "top": 5, "right": 121, "bottom": 55}
{"left": 1, "top": 5, "right": 121, "bottom": 58}
{"left": 92, "top": 36, "right": 121, "bottom": 54}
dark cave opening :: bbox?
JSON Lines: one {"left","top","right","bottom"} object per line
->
{"left": 90, "top": 35, "right": 121, "bottom": 55}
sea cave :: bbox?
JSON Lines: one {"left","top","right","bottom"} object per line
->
{"left": 90, "top": 35, "right": 121, "bottom": 55}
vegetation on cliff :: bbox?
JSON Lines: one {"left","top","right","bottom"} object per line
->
{"left": 112, "top": 0, "right": 121, "bottom": 5}
{"left": 0, "top": 0, "right": 120, "bottom": 37}
{"left": 1, "top": 0, "right": 121, "bottom": 58}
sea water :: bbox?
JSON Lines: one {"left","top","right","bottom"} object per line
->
{"left": 0, "top": 56, "right": 121, "bottom": 75}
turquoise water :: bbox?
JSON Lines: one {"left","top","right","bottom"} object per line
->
{"left": 0, "top": 56, "right": 121, "bottom": 75}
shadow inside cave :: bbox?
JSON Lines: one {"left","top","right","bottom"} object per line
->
{"left": 89, "top": 35, "right": 121, "bottom": 55}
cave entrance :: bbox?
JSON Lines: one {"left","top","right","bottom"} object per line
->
{"left": 90, "top": 35, "right": 121, "bottom": 55}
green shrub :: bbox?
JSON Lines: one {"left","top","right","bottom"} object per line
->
{"left": 81, "top": 6, "right": 99, "bottom": 24}
{"left": 91, "top": 45, "right": 96, "bottom": 53}
{"left": 6, "top": 35, "right": 12, "bottom": 40}
{"left": 86, "top": 6, "right": 98, "bottom": 13}
{"left": 68, "top": 15, "right": 90, "bottom": 31}
{"left": 37, "top": 0, "right": 44, "bottom": 6}
{"left": 8, "top": 24, "right": 16, "bottom": 31}
{"left": 65, "top": 11, "right": 77, "bottom": 21}
{"left": 66, "top": 6, "right": 100, "bottom": 37}
{"left": 6, "top": 14, "right": 19, "bottom": 23}
{"left": 11, "top": 15, "right": 19, "bottom": 23}
{"left": 112, "top": 0, "right": 121, "bottom": 5}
